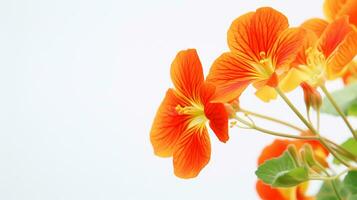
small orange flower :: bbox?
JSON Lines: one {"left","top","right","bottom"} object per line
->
{"left": 207, "top": 7, "right": 307, "bottom": 103}
{"left": 150, "top": 49, "right": 229, "bottom": 178}
{"left": 256, "top": 135, "right": 329, "bottom": 200}
{"left": 299, "top": 0, "right": 357, "bottom": 85}
{"left": 295, "top": 17, "right": 357, "bottom": 85}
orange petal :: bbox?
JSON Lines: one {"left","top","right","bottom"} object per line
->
{"left": 170, "top": 49, "right": 204, "bottom": 100}
{"left": 318, "top": 16, "right": 354, "bottom": 59}
{"left": 324, "top": 0, "right": 343, "bottom": 21}
{"left": 324, "top": 0, "right": 357, "bottom": 26}
{"left": 206, "top": 52, "right": 254, "bottom": 103}
{"left": 327, "top": 27, "right": 357, "bottom": 79}
{"left": 292, "top": 29, "right": 319, "bottom": 67}
{"left": 258, "top": 139, "right": 291, "bottom": 165}
{"left": 173, "top": 127, "right": 211, "bottom": 178}
{"left": 271, "top": 28, "right": 307, "bottom": 69}
{"left": 338, "top": 0, "right": 357, "bottom": 26}
{"left": 228, "top": 7, "right": 288, "bottom": 63}
{"left": 150, "top": 89, "right": 188, "bottom": 157}
{"left": 205, "top": 102, "right": 229, "bottom": 143}
{"left": 301, "top": 18, "right": 329, "bottom": 37}
{"left": 256, "top": 180, "right": 285, "bottom": 200}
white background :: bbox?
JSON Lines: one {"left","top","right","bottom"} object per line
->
{"left": 1, "top": 0, "right": 356, "bottom": 199}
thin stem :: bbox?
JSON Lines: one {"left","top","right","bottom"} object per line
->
{"left": 233, "top": 116, "right": 318, "bottom": 140}
{"left": 321, "top": 85, "right": 357, "bottom": 140}
{"left": 239, "top": 108, "right": 304, "bottom": 132}
{"left": 331, "top": 179, "right": 343, "bottom": 200}
{"left": 275, "top": 88, "right": 352, "bottom": 168}
{"left": 275, "top": 88, "right": 317, "bottom": 133}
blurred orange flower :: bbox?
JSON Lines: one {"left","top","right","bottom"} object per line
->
{"left": 300, "top": 0, "right": 357, "bottom": 84}
{"left": 256, "top": 134, "right": 329, "bottom": 200}
{"left": 150, "top": 49, "right": 229, "bottom": 178}
{"left": 294, "top": 17, "right": 357, "bottom": 85}
{"left": 207, "top": 7, "right": 307, "bottom": 102}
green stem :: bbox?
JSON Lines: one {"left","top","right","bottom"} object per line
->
{"left": 234, "top": 116, "right": 318, "bottom": 140}
{"left": 275, "top": 88, "right": 352, "bottom": 168}
{"left": 331, "top": 179, "right": 343, "bottom": 200}
{"left": 320, "top": 85, "right": 357, "bottom": 140}
{"left": 239, "top": 108, "right": 304, "bottom": 132}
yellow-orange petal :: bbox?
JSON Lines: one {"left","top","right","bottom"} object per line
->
{"left": 271, "top": 28, "right": 307, "bottom": 69}
{"left": 256, "top": 180, "right": 286, "bottom": 200}
{"left": 324, "top": 0, "right": 357, "bottom": 26}
{"left": 279, "top": 68, "right": 310, "bottom": 93}
{"left": 173, "top": 127, "right": 211, "bottom": 178}
{"left": 228, "top": 7, "right": 288, "bottom": 63}
{"left": 338, "top": 0, "right": 357, "bottom": 26}
{"left": 255, "top": 85, "right": 277, "bottom": 102}
{"left": 205, "top": 102, "right": 229, "bottom": 143}
{"left": 318, "top": 16, "right": 354, "bottom": 59}
{"left": 327, "top": 28, "right": 357, "bottom": 79}
{"left": 150, "top": 89, "right": 188, "bottom": 157}
{"left": 301, "top": 18, "right": 329, "bottom": 37}
{"left": 170, "top": 49, "right": 204, "bottom": 100}
{"left": 207, "top": 52, "right": 253, "bottom": 103}
{"left": 324, "top": 0, "right": 343, "bottom": 21}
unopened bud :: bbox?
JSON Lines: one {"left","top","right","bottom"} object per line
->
{"left": 301, "top": 83, "right": 322, "bottom": 111}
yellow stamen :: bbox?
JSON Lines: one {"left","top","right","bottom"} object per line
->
{"left": 175, "top": 103, "right": 208, "bottom": 129}
{"left": 302, "top": 47, "right": 327, "bottom": 86}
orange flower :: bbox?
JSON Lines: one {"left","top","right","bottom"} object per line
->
{"left": 324, "top": 0, "right": 357, "bottom": 26}
{"left": 150, "top": 49, "right": 229, "bottom": 179}
{"left": 256, "top": 136, "right": 329, "bottom": 200}
{"left": 207, "top": 7, "right": 307, "bottom": 103}
{"left": 294, "top": 17, "right": 357, "bottom": 84}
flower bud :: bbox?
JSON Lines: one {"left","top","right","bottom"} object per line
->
{"left": 301, "top": 83, "right": 322, "bottom": 111}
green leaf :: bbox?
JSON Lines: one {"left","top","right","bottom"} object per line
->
{"left": 333, "top": 138, "right": 357, "bottom": 165}
{"left": 320, "top": 82, "right": 357, "bottom": 116}
{"left": 255, "top": 148, "right": 309, "bottom": 187}
{"left": 343, "top": 171, "right": 357, "bottom": 196}
{"left": 317, "top": 171, "right": 357, "bottom": 200}
{"left": 347, "top": 102, "right": 357, "bottom": 117}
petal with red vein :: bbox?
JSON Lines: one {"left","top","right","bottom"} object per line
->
{"left": 228, "top": 7, "right": 288, "bottom": 63}
{"left": 170, "top": 49, "right": 204, "bottom": 99}
{"left": 205, "top": 102, "right": 229, "bottom": 143}
{"left": 173, "top": 127, "right": 211, "bottom": 179}
{"left": 150, "top": 89, "right": 188, "bottom": 157}
{"left": 271, "top": 28, "right": 307, "bottom": 69}
{"left": 318, "top": 16, "right": 353, "bottom": 58}
{"left": 207, "top": 52, "right": 254, "bottom": 103}
{"left": 327, "top": 28, "right": 357, "bottom": 79}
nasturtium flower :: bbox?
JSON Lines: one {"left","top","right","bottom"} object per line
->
{"left": 207, "top": 7, "right": 307, "bottom": 103}
{"left": 300, "top": 0, "right": 357, "bottom": 85}
{"left": 150, "top": 49, "right": 229, "bottom": 179}
{"left": 293, "top": 16, "right": 357, "bottom": 86}
{"left": 256, "top": 136, "right": 329, "bottom": 200}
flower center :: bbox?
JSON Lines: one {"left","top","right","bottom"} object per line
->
{"left": 253, "top": 51, "right": 275, "bottom": 80}
{"left": 176, "top": 103, "right": 207, "bottom": 130}
{"left": 302, "top": 47, "right": 327, "bottom": 86}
